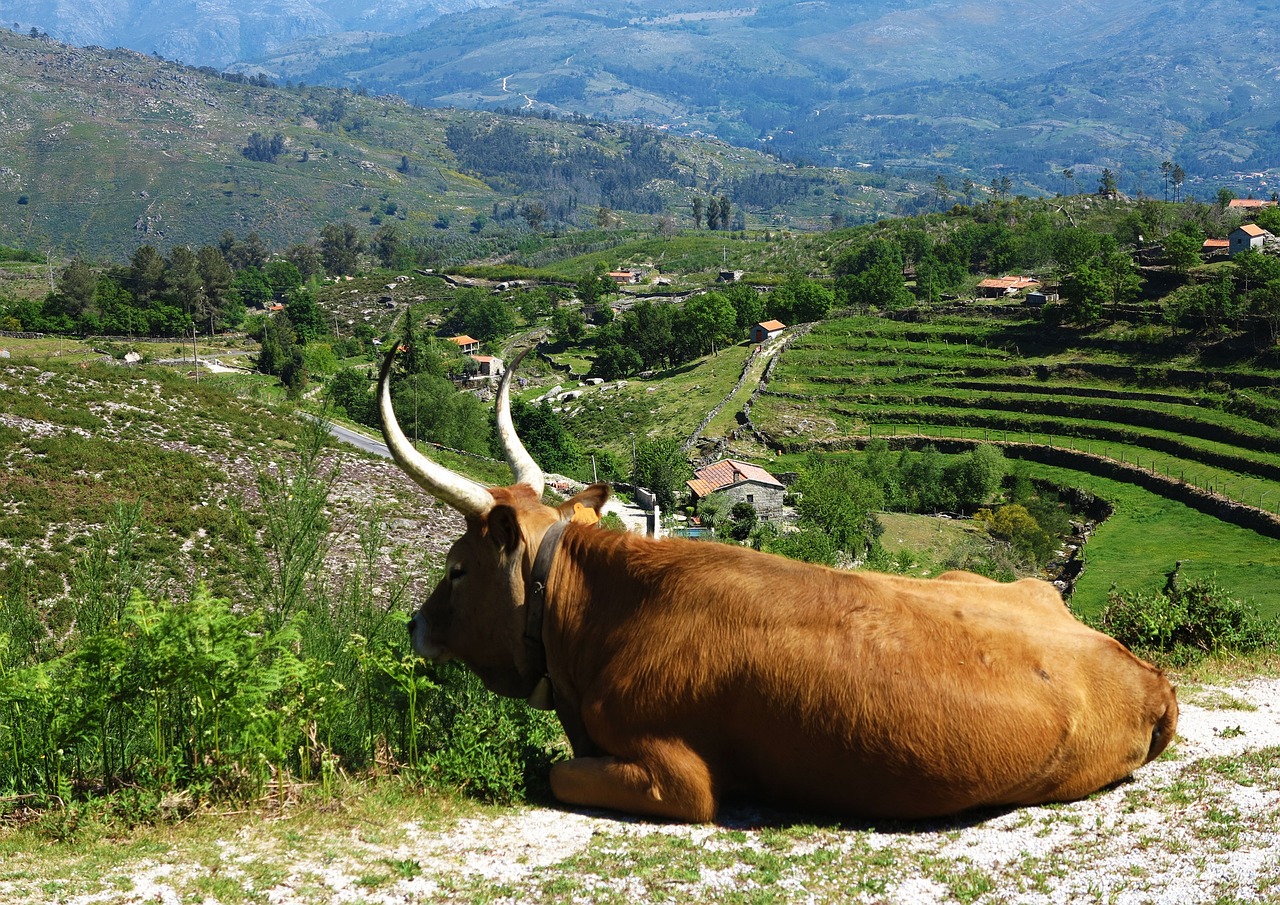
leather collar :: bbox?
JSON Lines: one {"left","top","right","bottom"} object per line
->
{"left": 524, "top": 518, "right": 569, "bottom": 710}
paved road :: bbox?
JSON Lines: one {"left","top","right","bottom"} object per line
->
{"left": 316, "top": 417, "right": 392, "bottom": 459}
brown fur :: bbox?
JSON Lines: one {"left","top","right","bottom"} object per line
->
{"left": 409, "top": 484, "right": 1177, "bottom": 822}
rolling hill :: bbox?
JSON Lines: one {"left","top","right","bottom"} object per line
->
{"left": 0, "top": 28, "right": 899, "bottom": 261}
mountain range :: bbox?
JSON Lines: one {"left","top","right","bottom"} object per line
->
{"left": 9, "top": 0, "right": 1280, "bottom": 200}
{"left": 0, "top": 0, "right": 505, "bottom": 68}
{"left": 0, "top": 28, "right": 895, "bottom": 260}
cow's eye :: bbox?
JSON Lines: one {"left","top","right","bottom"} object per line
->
{"left": 448, "top": 563, "right": 465, "bottom": 581}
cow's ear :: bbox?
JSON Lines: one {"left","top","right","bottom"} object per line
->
{"left": 557, "top": 482, "right": 611, "bottom": 523}
{"left": 486, "top": 504, "right": 524, "bottom": 553}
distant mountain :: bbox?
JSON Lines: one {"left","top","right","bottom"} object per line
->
{"left": 239, "top": 0, "right": 1280, "bottom": 199}
{"left": 0, "top": 0, "right": 506, "bottom": 68}
{"left": 0, "top": 29, "right": 898, "bottom": 260}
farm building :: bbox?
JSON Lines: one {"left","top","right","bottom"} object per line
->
{"left": 976, "top": 276, "right": 1041, "bottom": 298}
{"left": 749, "top": 320, "right": 786, "bottom": 343}
{"left": 1229, "top": 224, "right": 1274, "bottom": 256}
{"left": 448, "top": 335, "right": 481, "bottom": 355}
{"left": 687, "top": 459, "right": 787, "bottom": 521}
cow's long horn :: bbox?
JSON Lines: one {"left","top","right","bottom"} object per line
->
{"left": 378, "top": 344, "right": 494, "bottom": 518}
{"left": 495, "top": 347, "right": 545, "bottom": 497}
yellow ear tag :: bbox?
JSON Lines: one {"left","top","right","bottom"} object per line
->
{"left": 571, "top": 502, "right": 601, "bottom": 526}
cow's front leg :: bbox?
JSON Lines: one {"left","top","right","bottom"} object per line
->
{"left": 549, "top": 742, "right": 717, "bottom": 822}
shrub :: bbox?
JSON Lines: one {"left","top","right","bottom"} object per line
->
{"left": 1096, "top": 565, "right": 1280, "bottom": 664}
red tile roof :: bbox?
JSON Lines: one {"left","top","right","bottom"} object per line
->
{"left": 755, "top": 320, "right": 787, "bottom": 332}
{"left": 688, "top": 459, "right": 785, "bottom": 496}
{"left": 977, "top": 276, "right": 1041, "bottom": 291}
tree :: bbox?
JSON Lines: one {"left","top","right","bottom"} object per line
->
{"left": 675, "top": 291, "right": 737, "bottom": 357}
{"left": 1163, "top": 232, "right": 1201, "bottom": 275}
{"left": 243, "top": 131, "right": 285, "bottom": 163}
{"left": 1097, "top": 168, "right": 1118, "bottom": 198}
{"left": 1099, "top": 249, "right": 1142, "bottom": 315}
{"left": 285, "top": 287, "right": 328, "bottom": 343}
{"left": 390, "top": 371, "right": 491, "bottom": 454}
{"left": 834, "top": 239, "right": 911, "bottom": 311}
{"left": 127, "top": 245, "right": 165, "bottom": 302}
{"left": 975, "top": 504, "right": 1055, "bottom": 567}
{"left": 1160, "top": 160, "right": 1174, "bottom": 201}
{"left": 932, "top": 174, "right": 950, "bottom": 210}
{"left": 196, "top": 245, "right": 234, "bottom": 332}
{"left": 726, "top": 502, "right": 758, "bottom": 541}
{"left": 285, "top": 243, "right": 325, "bottom": 281}
{"left": 320, "top": 222, "right": 363, "bottom": 276}
{"left": 257, "top": 310, "right": 306, "bottom": 396}
{"left": 231, "top": 267, "right": 272, "bottom": 311}
{"left": 588, "top": 340, "right": 643, "bottom": 380}
{"left": 631, "top": 437, "right": 691, "bottom": 510}
{"left": 509, "top": 399, "right": 581, "bottom": 476}
{"left": 791, "top": 455, "right": 883, "bottom": 555}
{"left": 264, "top": 260, "right": 304, "bottom": 299}
{"left": 768, "top": 275, "right": 834, "bottom": 323}
{"left": 718, "top": 196, "right": 731, "bottom": 230}
{"left": 724, "top": 281, "right": 766, "bottom": 334}
{"left": 943, "top": 444, "right": 1006, "bottom": 509}
{"left": 54, "top": 259, "right": 99, "bottom": 326}
{"left": 898, "top": 445, "right": 953, "bottom": 513}
{"left": 328, "top": 367, "right": 373, "bottom": 424}
{"left": 520, "top": 201, "right": 547, "bottom": 231}
{"left": 370, "top": 224, "right": 404, "bottom": 269}
{"left": 691, "top": 197, "right": 704, "bottom": 230}
{"left": 164, "top": 246, "right": 203, "bottom": 318}
{"left": 550, "top": 305, "right": 586, "bottom": 345}
{"left": 1060, "top": 259, "right": 1108, "bottom": 324}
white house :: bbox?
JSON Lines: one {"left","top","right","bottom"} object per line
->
{"left": 1229, "top": 223, "right": 1274, "bottom": 256}
{"left": 749, "top": 320, "right": 786, "bottom": 343}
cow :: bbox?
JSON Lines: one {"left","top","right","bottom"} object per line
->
{"left": 380, "top": 347, "right": 1178, "bottom": 823}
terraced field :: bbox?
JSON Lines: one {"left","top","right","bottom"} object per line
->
{"left": 748, "top": 312, "right": 1280, "bottom": 616}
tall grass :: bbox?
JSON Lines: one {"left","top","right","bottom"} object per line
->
{"left": 0, "top": 418, "right": 562, "bottom": 819}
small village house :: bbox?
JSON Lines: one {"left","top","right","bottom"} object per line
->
{"left": 976, "top": 276, "right": 1041, "bottom": 298}
{"left": 448, "top": 335, "right": 482, "bottom": 355}
{"left": 469, "top": 355, "right": 504, "bottom": 377}
{"left": 686, "top": 459, "right": 787, "bottom": 521}
{"left": 1227, "top": 198, "right": 1278, "bottom": 210}
{"left": 1201, "top": 238, "right": 1230, "bottom": 259}
{"left": 749, "top": 320, "right": 786, "bottom": 343}
{"left": 1229, "top": 224, "right": 1273, "bottom": 256}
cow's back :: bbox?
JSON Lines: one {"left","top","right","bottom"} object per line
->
{"left": 552, "top": 533, "right": 1177, "bottom": 819}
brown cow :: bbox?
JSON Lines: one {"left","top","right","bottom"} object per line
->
{"left": 381, "top": 348, "right": 1177, "bottom": 822}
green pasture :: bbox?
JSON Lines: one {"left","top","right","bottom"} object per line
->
{"left": 753, "top": 311, "right": 1280, "bottom": 619}
{"left": 1018, "top": 461, "right": 1280, "bottom": 620}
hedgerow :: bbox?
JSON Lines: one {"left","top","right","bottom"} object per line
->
{"left": 1095, "top": 565, "right": 1280, "bottom": 665}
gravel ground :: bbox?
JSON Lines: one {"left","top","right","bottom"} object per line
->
{"left": 35, "top": 675, "right": 1279, "bottom": 905}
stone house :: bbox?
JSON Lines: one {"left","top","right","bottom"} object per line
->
{"left": 686, "top": 459, "right": 787, "bottom": 521}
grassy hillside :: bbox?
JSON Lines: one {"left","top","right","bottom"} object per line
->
{"left": 742, "top": 309, "right": 1280, "bottom": 616}
{"left": 0, "top": 29, "right": 900, "bottom": 262}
